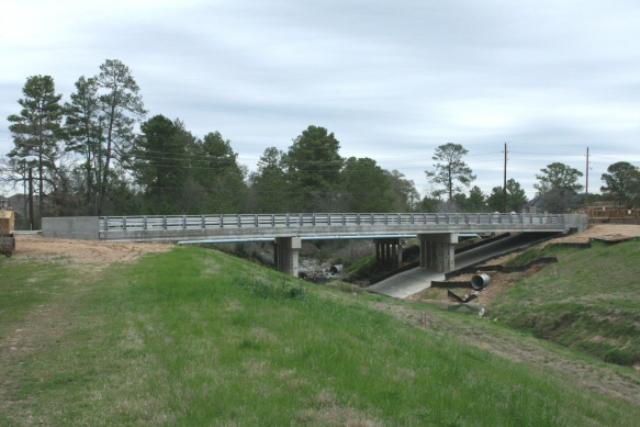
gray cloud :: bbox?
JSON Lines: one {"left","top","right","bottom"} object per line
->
{"left": 1, "top": 0, "right": 639, "bottom": 199}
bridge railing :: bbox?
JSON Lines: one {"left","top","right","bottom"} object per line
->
{"left": 99, "top": 212, "right": 567, "bottom": 235}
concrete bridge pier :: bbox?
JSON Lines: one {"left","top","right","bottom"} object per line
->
{"left": 274, "top": 236, "right": 301, "bottom": 276}
{"left": 418, "top": 233, "right": 458, "bottom": 273}
{"left": 375, "top": 238, "right": 403, "bottom": 268}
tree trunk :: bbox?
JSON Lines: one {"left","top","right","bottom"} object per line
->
{"left": 38, "top": 147, "right": 44, "bottom": 228}
{"left": 98, "top": 103, "right": 116, "bottom": 215}
{"left": 448, "top": 164, "right": 453, "bottom": 202}
{"left": 28, "top": 168, "right": 34, "bottom": 230}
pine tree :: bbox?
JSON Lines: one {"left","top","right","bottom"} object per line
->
{"left": 95, "top": 59, "right": 145, "bottom": 214}
{"left": 65, "top": 76, "right": 101, "bottom": 213}
{"left": 8, "top": 75, "right": 64, "bottom": 225}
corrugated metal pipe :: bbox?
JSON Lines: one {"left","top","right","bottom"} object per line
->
{"left": 470, "top": 273, "right": 491, "bottom": 290}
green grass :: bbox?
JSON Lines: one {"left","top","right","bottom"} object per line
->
{"left": 1, "top": 248, "right": 639, "bottom": 426}
{"left": 505, "top": 244, "right": 562, "bottom": 268}
{"left": 0, "top": 259, "right": 69, "bottom": 338}
{"left": 492, "top": 240, "right": 640, "bottom": 366}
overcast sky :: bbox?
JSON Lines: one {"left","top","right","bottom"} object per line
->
{"left": 1, "top": 0, "right": 639, "bottom": 198}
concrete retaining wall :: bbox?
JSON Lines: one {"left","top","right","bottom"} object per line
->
{"left": 42, "top": 216, "right": 100, "bottom": 240}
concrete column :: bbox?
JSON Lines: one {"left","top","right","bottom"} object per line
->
{"left": 418, "top": 233, "right": 458, "bottom": 273}
{"left": 274, "top": 236, "right": 301, "bottom": 276}
{"left": 373, "top": 238, "right": 402, "bottom": 268}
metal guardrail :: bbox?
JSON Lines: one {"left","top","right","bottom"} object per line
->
{"left": 100, "top": 212, "right": 571, "bottom": 236}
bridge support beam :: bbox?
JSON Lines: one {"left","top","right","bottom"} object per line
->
{"left": 274, "top": 237, "right": 301, "bottom": 276}
{"left": 418, "top": 233, "right": 458, "bottom": 273}
{"left": 375, "top": 238, "right": 403, "bottom": 268}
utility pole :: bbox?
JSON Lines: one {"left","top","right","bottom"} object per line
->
{"left": 22, "top": 160, "right": 27, "bottom": 224}
{"left": 503, "top": 142, "right": 508, "bottom": 212}
{"left": 585, "top": 147, "right": 590, "bottom": 196}
{"left": 28, "top": 167, "right": 34, "bottom": 230}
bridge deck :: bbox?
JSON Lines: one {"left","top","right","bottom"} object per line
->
{"left": 98, "top": 213, "right": 587, "bottom": 242}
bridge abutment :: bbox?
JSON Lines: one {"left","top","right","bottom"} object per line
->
{"left": 274, "top": 237, "right": 301, "bottom": 276}
{"left": 418, "top": 233, "right": 458, "bottom": 273}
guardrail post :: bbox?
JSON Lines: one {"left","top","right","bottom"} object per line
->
{"left": 201, "top": 215, "right": 205, "bottom": 229}
{"left": 103, "top": 216, "right": 109, "bottom": 233}
{"left": 342, "top": 213, "right": 346, "bottom": 226}
{"left": 122, "top": 216, "right": 127, "bottom": 231}
{"left": 286, "top": 214, "right": 290, "bottom": 227}
{"left": 220, "top": 214, "right": 223, "bottom": 228}
{"left": 357, "top": 213, "right": 360, "bottom": 225}
{"left": 238, "top": 214, "right": 242, "bottom": 228}
{"left": 370, "top": 213, "right": 374, "bottom": 225}
{"left": 328, "top": 214, "right": 332, "bottom": 226}
{"left": 143, "top": 216, "right": 148, "bottom": 230}
{"left": 182, "top": 215, "right": 187, "bottom": 230}
{"left": 162, "top": 216, "right": 167, "bottom": 230}
{"left": 312, "top": 213, "right": 316, "bottom": 226}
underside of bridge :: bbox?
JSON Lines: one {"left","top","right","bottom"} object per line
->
{"left": 374, "top": 238, "right": 404, "bottom": 268}
{"left": 272, "top": 233, "right": 459, "bottom": 277}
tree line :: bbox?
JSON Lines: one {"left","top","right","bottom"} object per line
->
{"left": 421, "top": 142, "right": 640, "bottom": 213}
{"left": 2, "top": 59, "right": 639, "bottom": 228}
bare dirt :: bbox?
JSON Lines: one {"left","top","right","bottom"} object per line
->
{"left": 13, "top": 235, "right": 171, "bottom": 271}
{"left": 548, "top": 224, "right": 640, "bottom": 245}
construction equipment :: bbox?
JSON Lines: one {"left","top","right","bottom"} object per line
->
{"left": 0, "top": 208, "right": 16, "bottom": 257}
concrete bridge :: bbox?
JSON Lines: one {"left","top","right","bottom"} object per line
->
{"left": 42, "top": 212, "right": 587, "bottom": 276}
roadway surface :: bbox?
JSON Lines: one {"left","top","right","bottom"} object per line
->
{"left": 368, "top": 233, "right": 556, "bottom": 298}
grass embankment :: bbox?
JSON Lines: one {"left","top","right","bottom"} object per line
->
{"left": 492, "top": 239, "right": 640, "bottom": 366}
{"left": 1, "top": 247, "right": 639, "bottom": 425}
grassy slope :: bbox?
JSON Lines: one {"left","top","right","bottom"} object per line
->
{"left": 1, "top": 248, "right": 638, "bottom": 426}
{"left": 492, "top": 240, "right": 640, "bottom": 366}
